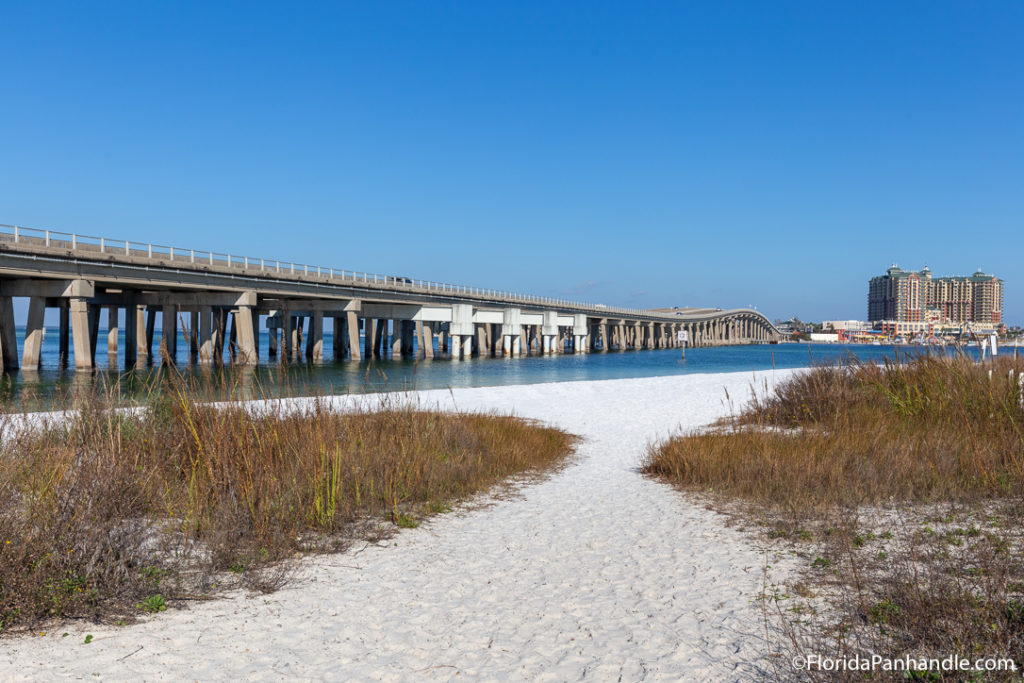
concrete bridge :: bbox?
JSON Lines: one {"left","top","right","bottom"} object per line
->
{"left": 0, "top": 224, "right": 780, "bottom": 372}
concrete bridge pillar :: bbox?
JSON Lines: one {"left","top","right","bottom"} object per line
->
{"left": 572, "top": 314, "right": 588, "bottom": 354}
{"left": 306, "top": 311, "right": 324, "bottom": 363}
{"left": 198, "top": 306, "right": 214, "bottom": 364}
{"left": 502, "top": 308, "right": 522, "bottom": 356}
{"left": 57, "top": 301, "right": 70, "bottom": 366}
{"left": 0, "top": 296, "right": 19, "bottom": 372}
{"left": 400, "top": 320, "right": 415, "bottom": 357}
{"left": 387, "top": 319, "right": 399, "bottom": 358}
{"left": 332, "top": 317, "right": 344, "bottom": 359}
{"left": 267, "top": 312, "right": 279, "bottom": 358}
{"left": 70, "top": 299, "right": 92, "bottom": 371}
{"left": 21, "top": 296, "right": 46, "bottom": 369}
{"left": 541, "top": 311, "right": 558, "bottom": 355}
{"left": 362, "top": 318, "right": 374, "bottom": 359}
{"left": 160, "top": 305, "right": 178, "bottom": 363}
{"left": 281, "top": 310, "right": 294, "bottom": 361}
{"left": 122, "top": 303, "right": 137, "bottom": 367}
{"left": 214, "top": 309, "right": 228, "bottom": 361}
{"left": 450, "top": 304, "right": 474, "bottom": 360}
{"left": 473, "top": 325, "right": 485, "bottom": 357}
{"left": 416, "top": 321, "right": 428, "bottom": 359}
{"left": 347, "top": 311, "right": 362, "bottom": 360}
{"left": 290, "top": 316, "right": 304, "bottom": 359}
{"left": 136, "top": 306, "right": 150, "bottom": 365}
{"left": 106, "top": 306, "right": 120, "bottom": 359}
{"left": 187, "top": 311, "right": 199, "bottom": 359}
{"left": 419, "top": 321, "right": 433, "bottom": 359}
{"left": 70, "top": 301, "right": 95, "bottom": 371}
{"left": 371, "top": 318, "right": 385, "bottom": 358}
{"left": 235, "top": 306, "right": 257, "bottom": 365}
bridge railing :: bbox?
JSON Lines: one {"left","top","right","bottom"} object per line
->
{"left": 0, "top": 224, "right": 669, "bottom": 317}
{"left": 0, "top": 224, "right": 782, "bottom": 334}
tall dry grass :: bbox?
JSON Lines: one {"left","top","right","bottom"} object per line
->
{"left": 0, "top": 374, "right": 575, "bottom": 632}
{"left": 645, "top": 354, "right": 1024, "bottom": 510}
{"left": 643, "top": 353, "right": 1024, "bottom": 681}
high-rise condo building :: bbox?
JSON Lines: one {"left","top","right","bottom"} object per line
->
{"left": 867, "top": 265, "right": 1003, "bottom": 331}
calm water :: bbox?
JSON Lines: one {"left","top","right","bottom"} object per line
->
{"left": 0, "top": 327, "right": 991, "bottom": 408}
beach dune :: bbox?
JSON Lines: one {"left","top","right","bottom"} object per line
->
{"left": 0, "top": 370, "right": 795, "bottom": 681}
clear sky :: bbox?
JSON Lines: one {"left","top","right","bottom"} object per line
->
{"left": 2, "top": 2, "right": 1021, "bottom": 324}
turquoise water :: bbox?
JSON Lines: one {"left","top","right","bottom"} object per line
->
{"left": 0, "top": 327, "right": 991, "bottom": 407}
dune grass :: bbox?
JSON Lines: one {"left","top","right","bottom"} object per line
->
{"left": 0, "top": 374, "right": 576, "bottom": 633}
{"left": 644, "top": 353, "right": 1024, "bottom": 681}
{"left": 646, "top": 353, "right": 1024, "bottom": 509}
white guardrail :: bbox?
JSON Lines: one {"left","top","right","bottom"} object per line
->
{"left": 0, "top": 223, "right": 661, "bottom": 317}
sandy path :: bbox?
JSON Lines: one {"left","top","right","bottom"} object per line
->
{"left": 0, "top": 369, "right": 795, "bottom": 681}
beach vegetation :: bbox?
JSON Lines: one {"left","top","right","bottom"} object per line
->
{"left": 0, "top": 371, "right": 575, "bottom": 633}
{"left": 644, "top": 353, "right": 1024, "bottom": 681}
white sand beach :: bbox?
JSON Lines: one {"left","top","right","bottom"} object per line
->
{"left": 0, "top": 369, "right": 797, "bottom": 681}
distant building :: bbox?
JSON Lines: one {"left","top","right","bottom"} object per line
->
{"left": 867, "top": 265, "right": 1003, "bottom": 334}
{"left": 822, "top": 320, "right": 869, "bottom": 332}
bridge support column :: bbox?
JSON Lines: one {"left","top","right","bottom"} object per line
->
{"left": 0, "top": 297, "right": 19, "bottom": 373}
{"left": 292, "top": 316, "right": 305, "bottom": 359}
{"left": 144, "top": 308, "right": 156, "bottom": 359}
{"left": 86, "top": 302, "right": 100, "bottom": 367}
{"left": 306, "top": 311, "right": 323, "bottom": 363}
{"left": 70, "top": 298, "right": 94, "bottom": 371}
{"left": 540, "top": 311, "right": 558, "bottom": 355}
{"left": 502, "top": 308, "right": 522, "bottom": 356}
{"left": 449, "top": 304, "right": 474, "bottom": 360}
{"left": 401, "top": 320, "right": 415, "bottom": 357}
{"left": 373, "top": 318, "right": 386, "bottom": 358}
{"left": 571, "top": 315, "right": 588, "bottom": 354}
{"left": 107, "top": 306, "right": 119, "bottom": 358}
{"left": 124, "top": 303, "right": 137, "bottom": 367}
{"left": 22, "top": 297, "right": 46, "bottom": 369}
{"left": 188, "top": 311, "right": 199, "bottom": 359}
{"left": 160, "top": 305, "right": 178, "bottom": 363}
{"left": 420, "top": 322, "right": 433, "bottom": 359}
{"left": 390, "top": 319, "right": 402, "bottom": 358}
{"left": 136, "top": 306, "right": 151, "bottom": 364}
{"left": 478, "top": 324, "right": 487, "bottom": 356}
{"left": 362, "top": 318, "right": 373, "bottom": 359}
{"left": 58, "top": 301, "right": 70, "bottom": 366}
{"left": 227, "top": 313, "right": 238, "bottom": 361}
{"left": 439, "top": 325, "right": 449, "bottom": 357}
{"left": 237, "top": 305, "right": 258, "bottom": 364}
{"left": 213, "top": 309, "right": 228, "bottom": 361}
{"left": 331, "top": 316, "right": 344, "bottom": 359}
{"left": 280, "top": 311, "right": 293, "bottom": 361}
{"left": 347, "top": 311, "right": 362, "bottom": 360}
{"left": 267, "top": 314, "right": 278, "bottom": 358}
{"left": 415, "top": 320, "right": 426, "bottom": 358}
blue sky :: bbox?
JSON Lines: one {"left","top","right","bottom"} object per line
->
{"left": 2, "top": 2, "right": 1021, "bottom": 324}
